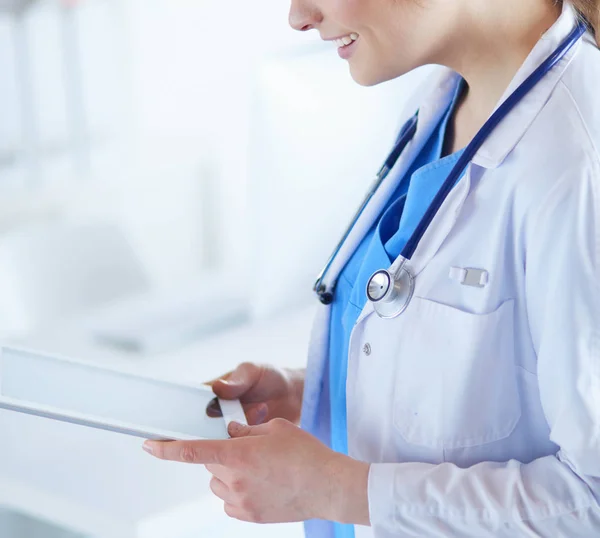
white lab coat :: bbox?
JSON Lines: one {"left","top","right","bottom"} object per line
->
{"left": 301, "top": 3, "right": 600, "bottom": 537}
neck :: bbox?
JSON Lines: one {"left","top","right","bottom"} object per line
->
{"left": 440, "top": 0, "right": 563, "bottom": 152}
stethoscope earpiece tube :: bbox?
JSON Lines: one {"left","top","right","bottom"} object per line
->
{"left": 312, "top": 114, "right": 419, "bottom": 305}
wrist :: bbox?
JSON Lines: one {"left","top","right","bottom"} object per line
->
{"left": 284, "top": 367, "right": 305, "bottom": 414}
{"left": 321, "top": 454, "right": 371, "bottom": 525}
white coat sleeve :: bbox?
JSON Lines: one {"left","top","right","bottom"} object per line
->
{"left": 366, "top": 163, "right": 600, "bottom": 537}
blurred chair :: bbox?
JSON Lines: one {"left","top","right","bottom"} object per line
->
{"left": 0, "top": 220, "right": 150, "bottom": 335}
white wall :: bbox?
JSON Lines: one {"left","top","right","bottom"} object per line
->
{"left": 0, "top": 0, "right": 307, "bottom": 292}
{"left": 121, "top": 0, "right": 308, "bottom": 281}
{"left": 0, "top": 0, "right": 429, "bottom": 331}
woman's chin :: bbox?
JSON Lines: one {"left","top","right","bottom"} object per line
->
{"left": 348, "top": 64, "right": 399, "bottom": 87}
{"left": 348, "top": 64, "right": 381, "bottom": 86}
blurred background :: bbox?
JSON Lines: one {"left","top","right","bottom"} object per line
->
{"left": 0, "top": 0, "right": 429, "bottom": 536}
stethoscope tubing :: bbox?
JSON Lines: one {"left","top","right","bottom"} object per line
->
{"left": 402, "top": 22, "right": 586, "bottom": 260}
{"left": 314, "top": 22, "right": 586, "bottom": 306}
{"left": 313, "top": 114, "right": 418, "bottom": 304}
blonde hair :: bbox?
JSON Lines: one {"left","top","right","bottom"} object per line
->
{"left": 571, "top": 0, "right": 600, "bottom": 46}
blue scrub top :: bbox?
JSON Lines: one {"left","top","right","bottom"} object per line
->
{"left": 329, "top": 80, "right": 466, "bottom": 538}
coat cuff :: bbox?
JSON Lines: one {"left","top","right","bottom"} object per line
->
{"left": 368, "top": 463, "right": 398, "bottom": 530}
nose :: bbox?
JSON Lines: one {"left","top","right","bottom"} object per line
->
{"left": 288, "top": 0, "right": 323, "bottom": 32}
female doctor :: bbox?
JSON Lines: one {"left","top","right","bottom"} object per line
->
{"left": 143, "top": 0, "right": 600, "bottom": 536}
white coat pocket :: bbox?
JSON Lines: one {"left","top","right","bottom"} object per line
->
{"left": 393, "top": 297, "right": 520, "bottom": 449}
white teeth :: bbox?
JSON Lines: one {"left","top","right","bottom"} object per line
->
{"left": 335, "top": 33, "right": 359, "bottom": 48}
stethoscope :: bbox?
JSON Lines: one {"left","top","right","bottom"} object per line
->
{"left": 313, "top": 21, "right": 586, "bottom": 319}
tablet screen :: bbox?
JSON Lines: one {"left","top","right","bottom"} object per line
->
{"left": 0, "top": 347, "right": 229, "bottom": 440}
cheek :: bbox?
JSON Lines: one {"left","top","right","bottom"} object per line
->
{"left": 328, "top": 0, "right": 372, "bottom": 29}
{"left": 345, "top": 3, "right": 432, "bottom": 85}
{"left": 333, "top": 0, "right": 415, "bottom": 45}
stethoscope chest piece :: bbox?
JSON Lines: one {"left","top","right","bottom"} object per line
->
{"left": 366, "top": 266, "right": 415, "bottom": 319}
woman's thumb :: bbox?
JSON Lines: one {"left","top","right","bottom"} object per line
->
{"left": 212, "top": 363, "right": 257, "bottom": 399}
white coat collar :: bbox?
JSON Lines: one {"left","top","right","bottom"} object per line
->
{"left": 472, "top": 1, "right": 581, "bottom": 169}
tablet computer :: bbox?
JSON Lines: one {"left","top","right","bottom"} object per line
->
{"left": 0, "top": 346, "right": 246, "bottom": 441}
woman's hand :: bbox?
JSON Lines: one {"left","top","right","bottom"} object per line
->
{"left": 143, "top": 419, "right": 370, "bottom": 525}
{"left": 206, "top": 363, "right": 304, "bottom": 426}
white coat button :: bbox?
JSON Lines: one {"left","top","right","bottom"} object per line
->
{"left": 363, "top": 343, "right": 372, "bottom": 356}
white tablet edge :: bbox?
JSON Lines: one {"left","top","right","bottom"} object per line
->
{"left": 218, "top": 398, "right": 248, "bottom": 427}
{"left": 0, "top": 395, "right": 247, "bottom": 441}
{"left": 0, "top": 395, "right": 203, "bottom": 441}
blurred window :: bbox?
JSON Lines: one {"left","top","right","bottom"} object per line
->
{"left": 0, "top": 0, "right": 125, "bottom": 190}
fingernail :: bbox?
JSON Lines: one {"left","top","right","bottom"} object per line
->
{"left": 143, "top": 441, "right": 154, "bottom": 455}
{"left": 221, "top": 378, "right": 240, "bottom": 386}
{"left": 206, "top": 398, "right": 223, "bottom": 417}
{"left": 228, "top": 421, "right": 243, "bottom": 435}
